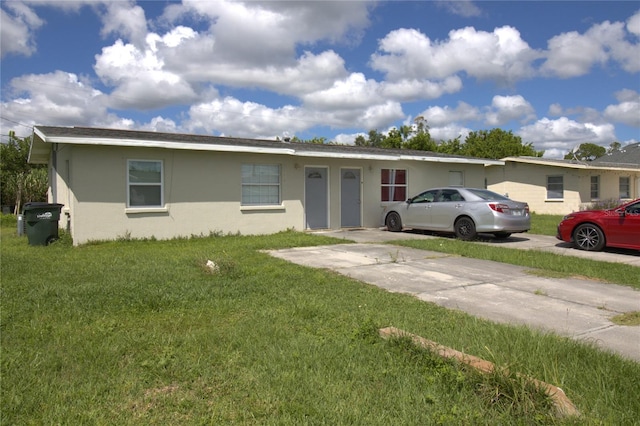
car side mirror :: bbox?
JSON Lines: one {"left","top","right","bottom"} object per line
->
{"left": 616, "top": 208, "right": 626, "bottom": 217}
{"left": 406, "top": 198, "right": 412, "bottom": 204}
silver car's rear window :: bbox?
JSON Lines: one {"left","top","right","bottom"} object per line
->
{"left": 466, "top": 189, "right": 510, "bottom": 201}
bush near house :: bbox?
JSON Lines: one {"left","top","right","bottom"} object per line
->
{"left": 580, "top": 199, "right": 625, "bottom": 211}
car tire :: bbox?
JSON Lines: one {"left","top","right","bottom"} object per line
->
{"left": 493, "top": 232, "right": 511, "bottom": 239}
{"left": 454, "top": 216, "right": 477, "bottom": 241}
{"left": 573, "top": 223, "right": 605, "bottom": 251}
{"left": 385, "top": 212, "right": 402, "bottom": 232}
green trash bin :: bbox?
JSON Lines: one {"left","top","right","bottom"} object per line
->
{"left": 23, "top": 202, "right": 64, "bottom": 246}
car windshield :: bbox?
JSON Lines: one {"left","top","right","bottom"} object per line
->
{"left": 466, "top": 188, "right": 510, "bottom": 201}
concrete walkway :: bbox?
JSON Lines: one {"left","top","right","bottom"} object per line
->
{"left": 268, "top": 229, "right": 640, "bottom": 362}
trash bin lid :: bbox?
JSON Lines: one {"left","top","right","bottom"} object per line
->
{"left": 23, "top": 202, "right": 64, "bottom": 211}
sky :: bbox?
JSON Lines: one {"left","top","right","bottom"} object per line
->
{"left": 1, "top": 1, "right": 639, "bottom": 159}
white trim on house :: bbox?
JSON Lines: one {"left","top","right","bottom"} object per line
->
{"left": 30, "top": 126, "right": 504, "bottom": 166}
{"left": 496, "top": 156, "right": 639, "bottom": 173}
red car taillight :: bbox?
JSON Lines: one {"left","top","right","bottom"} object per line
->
{"left": 489, "top": 203, "right": 510, "bottom": 213}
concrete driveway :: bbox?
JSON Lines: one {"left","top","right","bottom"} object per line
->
{"left": 268, "top": 229, "right": 640, "bottom": 362}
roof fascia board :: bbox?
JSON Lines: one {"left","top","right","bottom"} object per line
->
{"left": 38, "top": 132, "right": 497, "bottom": 165}
{"left": 41, "top": 136, "right": 296, "bottom": 155}
{"left": 399, "top": 154, "right": 503, "bottom": 166}
{"left": 28, "top": 127, "right": 50, "bottom": 164}
{"left": 294, "top": 151, "right": 400, "bottom": 161}
{"left": 500, "top": 157, "right": 639, "bottom": 172}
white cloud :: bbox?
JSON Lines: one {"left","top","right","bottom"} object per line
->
{"left": 94, "top": 39, "right": 198, "bottom": 109}
{"left": 541, "top": 16, "right": 640, "bottom": 77}
{"left": 0, "top": 2, "right": 44, "bottom": 58}
{"left": 333, "top": 132, "right": 364, "bottom": 145}
{"left": 370, "top": 26, "right": 539, "bottom": 84}
{"left": 139, "top": 116, "right": 178, "bottom": 133}
{"left": 0, "top": 71, "right": 116, "bottom": 134}
{"left": 628, "top": 10, "right": 640, "bottom": 35}
{"left": 301, "top": 73, "right": 380, "bottom": 110}
{"left": 184, "top": 97, "right": 309, "bottom": 139}
{"left": 485, "top": 95, "right": 536, "bottom": 126}
{"left": 603, "top": 89, "right": 640, "bottom": 127}
{"left": 419, "top": 102, "right": 480, "bottom": 127}
{"left": 518, "top": 117, "right": 616, "bottom": 157}
{"left": 435, "top": 0, "right": 482, "bottom": 18}
{"left": 548, "top": 103, "right": 563, "bottom": 116}
{"left": 381, "top": 76, "right": 463, "bottom": 101}
{"left": 430, "top": 125, "right": 472, "bottom": 143}
{"left": 163, "top": 0, "right": 371, "bottom": 67}
{"left": 166, "top": 49, "right": 348, "bottom": 96}
{"left": 99, "top": 1, "right": 148, "bottom": 47}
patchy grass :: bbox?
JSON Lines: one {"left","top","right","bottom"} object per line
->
{"left": 2, "top": 226, "right": 640, "bottom": 424}
{"left": 611, "top": 312, "right": 640, "bottom": 326}
{"left": 391, "top": 237, "right": 640, "bottom": 290}
{"left": 530, "top": 213, "right": 564, "bottom": 236}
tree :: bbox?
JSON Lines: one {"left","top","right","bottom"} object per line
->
{"left": 0, "top": 132, "right": 48, "bottom": 213}
{"left": 381, "top": 127, "right": 403, "bottom": 149}
{"left": 354, "top": 134, "right": 367, "bottom": 146}
{"left": 563, "top": 143, "right": 606, "bottom": 161}
{"left": 404, "top": 118, "right": 436, "bottom": 151}
{"left": 367, "top": 129, "right": 385, "bottom": 148}
{"left": 436, "top": 137, "right": 463, "bottom": 155}
{"left": 461, "top": 129, "right": 542, "bottom": 159}
{"left": 607, "top": 141, "right": 621, "bottom": 154}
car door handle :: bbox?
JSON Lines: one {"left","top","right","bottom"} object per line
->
{"left": 455, "top": 204, "right": 463, "bottom": 208}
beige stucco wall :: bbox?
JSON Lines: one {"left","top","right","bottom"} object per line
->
{"left": 50, "top": 144, "right": 487, "bottom": 245}
{"left": 487, "top": 162, "right": 639, "bottom": 215}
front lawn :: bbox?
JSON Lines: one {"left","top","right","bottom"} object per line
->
{"left": 2, "top": 227, "right": 639, "bottom": 424}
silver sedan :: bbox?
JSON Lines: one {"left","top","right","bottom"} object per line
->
{"left": 382, "top": 187, "right": 530, "bottom": 240}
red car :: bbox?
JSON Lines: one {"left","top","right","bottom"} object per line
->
{"left": 556, "top": 198, "right": 640, "bottom": 251}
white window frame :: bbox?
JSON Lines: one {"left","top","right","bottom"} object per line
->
{"left": 241, "top": 164, "right": 281, "bottom": 206}
{"left": 590, "top": 175, "right": 600, "bottom": 200}
{"left": 127, "top": 159, "right": 164, "bottom": 208}
{"left": 620, "top": 176, "right": 630, "bottom": 199}
{"left": 381, "top": 169, "right": 407, "bottom": 202}
{"left": 546, "top": 175, "right": 564, "bottom": 200}
{"left": 449, "top": 171, "right": 464, "bottom": 187}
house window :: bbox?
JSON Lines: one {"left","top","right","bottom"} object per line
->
{"left": 449, "top": 171, "right": 464, "bottom": 187}
{"left": 381, "top": 169, "right": 406, "bottom": 202}
{"left": 546, "top": 175, "right": 563, "bottom": 199}
{"left": 241, "top": 164, "right": 281, "bottom": 205}
{"left": 620, "top": 177, "right": 630, "bottom": 199}
{"left": 127, "top": 160, "right": 163, "bottom": 207}
{"left": 590, "top": 175, "right": 600, "bottom": 200}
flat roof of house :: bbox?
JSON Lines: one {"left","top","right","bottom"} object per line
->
{"left": 29, "top": 125, "right": 503, "bottom": 166}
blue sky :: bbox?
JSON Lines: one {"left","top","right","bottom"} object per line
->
{"left": 1, "top": 1, "right": 639, "bottom": 158}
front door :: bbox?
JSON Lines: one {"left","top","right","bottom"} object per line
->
{"left": 341, "top": 168, "right": 361, "bottom": 227}
{"left": 305, "top": 167, "right": 328, "bottom": 229}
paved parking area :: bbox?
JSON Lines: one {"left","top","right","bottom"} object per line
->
{"left": 268, "top": 229, "right": 640, "bottom": 362}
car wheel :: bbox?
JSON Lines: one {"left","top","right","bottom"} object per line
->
{"left": 454, "top": 216, "right": 477, "bottom": 241}
{"left": 573, "top": 223, "right": 605, "bottom": 251}
{"left": 385, "top": 212, "right": 402, "bottom": 232}
{"left": 493, "top": 232, "right": 511, "bottom": 239}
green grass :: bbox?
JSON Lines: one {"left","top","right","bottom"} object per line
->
{"left": 530, "top": 213, "right": 564, "bottom": 236}
{"left": 611, "top": 312, "right": 640, "bottom": 326}
{"left": 2, "top": 226, "right": 640, "bottom": 424}
{"left": 390, "top": 237, "right": 640, "bottom": 289}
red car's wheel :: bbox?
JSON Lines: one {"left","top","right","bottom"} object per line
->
{"left": 573, "top": 223, "right": 605, "bottom": 251}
